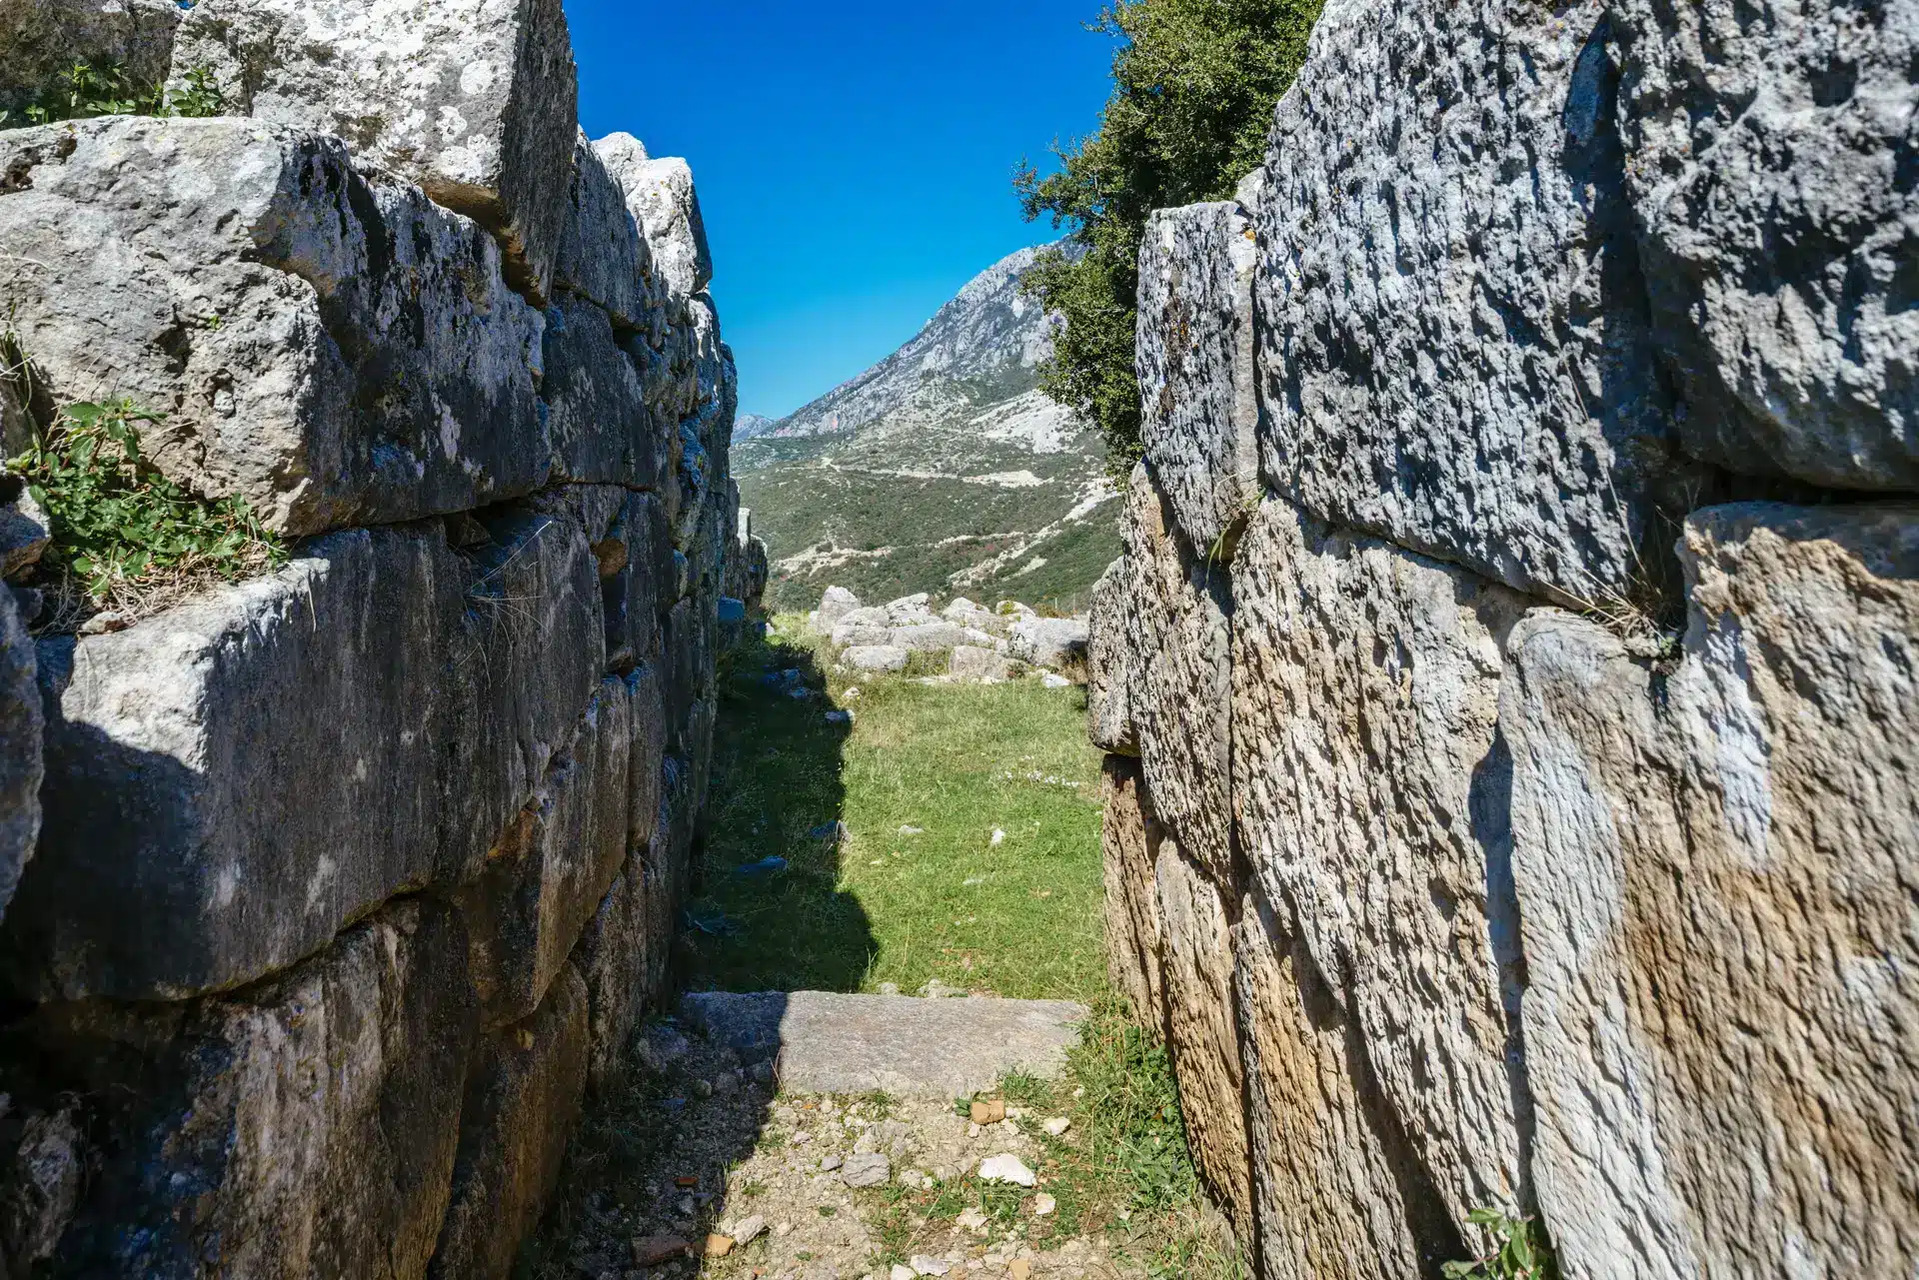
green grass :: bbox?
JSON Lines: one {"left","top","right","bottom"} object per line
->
{"left": 686, "top": 619, "right": 1107, "bottom": 1000}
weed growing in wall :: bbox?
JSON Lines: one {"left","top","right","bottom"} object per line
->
{"left": 0, "top": 61, "right": 224, "bottom": 129}
{"left": 1443, "top": 1209, "right": 1559, "bottom": 1280}
{"left": 10, "top": 398, "right": 285, "bottom": 623}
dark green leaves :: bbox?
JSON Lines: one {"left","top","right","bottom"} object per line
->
{"left": 1442, "top": 1209, "right": 1559, "bottom": 1280}
{"left": 10, "top": 398, "right": 284, "bottom": 611}
{"left": 1, "top": 60, "right": 225, "bottom": 131}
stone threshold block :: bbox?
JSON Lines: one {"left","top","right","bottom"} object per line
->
{"left": 7, "top": 898, "right": 475, "bottom": 1279}
{"left": 0, "top": 512, "right": 605, "bottom": 1003}
{"left": 171, "top": 0, "right": 579, "bottom": 306}
{"left": 1231, "top": 491, "right": 1536, "bottom": 1241}
{"left": 1503, "top": 500, "right": 1919, "bottom": 1280}
{"left": 0, "top": 117, "right": 549, "bottom": 537}
{"left": 428, "top": 964, "right": 589, "bottom": 1280}
{"left": 1138, "top": 200, "right": 1261, "bottom": 562}
{"left": 1251, "top": 0, "right": 1717, "bottom": 605}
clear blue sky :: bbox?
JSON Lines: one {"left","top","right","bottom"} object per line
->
{"left": 564, "top": 1, "right": 1118, "bottom": 420}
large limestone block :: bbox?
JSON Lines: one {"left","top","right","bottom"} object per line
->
{"left": 1254, "top": 0, "right": 1707, "bottom": 604}
{"left": 0, "top": 0, "right": 181, "bottom": 114}
{"left": 543, "top": 295, "right": 670, "bottom": 490}
{"left": 1232, "top": 493, "right": 1534, "bottom": 1234}
{"left": 1100, "top": 756, "right": 1162, "bottom": 1020}
{"left": 173, "top": 0, "right": 579, "bottom": 303}
{"left": 574, "top": 856, "right": 651, "bottom": 1097}
{"left": 1137, "top": 201, "right": 1260, "bottom": 559}
{"left": 626, "top": 664, "right": 666, "bottom": 854}
{"left": 1087, "top": 559, "right": 1137, "bottom": 755}
{"left": 555, "top": 129, "right": 653, "bottom": 330}
{"left": 1004, "top": 615, "right": 1089, "bottom": 675}
{"left": 0, "top": 587, "right": 39, "bottom": 926}
{"left": 430, "top": 964, "right": 589, "bottom": 1280}
{"left": 1121, "top": 465, "right": 1234, "bottom": 885}
{"left": 437, "top": 509, "right": 607, "bottom": 885}
{"left": 1503, "top": 501, "right": 1919, "bottom": 1280}
{"left": 1235, "top": 893, "right": 1454, "bottom": 1280}
{"left": 0, "top": 117, "right": 548, "bottom": 536}
{"left": 1154, "top": 841, "right": 1252, "bottom": 1227}
{"left": 594, "top": 133, "right": 714, "bottom": 301}
{"left": 29, "top": 898, "right": 475, "bottom": 1278}
{"left": 1, "top": 513, "right": 603, "bottom": 1002}
{"left": 1614, "top": 0, "right": 1919, "bottom": 490}
{"left": 456, "top": 678, "right": 631, "bottom": 1029}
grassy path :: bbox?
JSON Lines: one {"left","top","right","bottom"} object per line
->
{"left": 687, "top": 621, "right": 1107, "bottom": 1001}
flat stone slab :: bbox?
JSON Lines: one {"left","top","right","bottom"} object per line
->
{"left": 679, "top": 992, "right": 1089, "bottom": 1099}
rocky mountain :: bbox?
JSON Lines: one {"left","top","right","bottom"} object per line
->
{"left": 735, "top": 242, "right": 1118, "bottom": 613}
{"left": 733, "top": 412, "right": 779, "bottom": 439}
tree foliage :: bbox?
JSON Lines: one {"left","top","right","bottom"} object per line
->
{"left": 1016, "top": 0, "right": 1323, "bottom": 470}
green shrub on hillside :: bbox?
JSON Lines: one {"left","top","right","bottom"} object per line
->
{"left": 1016, "top": 0, "right": 1323, "bottom": 470}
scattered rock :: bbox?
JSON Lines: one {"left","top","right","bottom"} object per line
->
{"left": 632, "top": 1236, "right": 693, "bottom": 1266}
{"left": 704, "top": 1233, "right": 735, "bottom": 1258}
{"left": 840, "top": 1152, "right": 890, "bottom": 1188}
{"left": 1033, "top": 1193, "right": 1057, "bottom": 1217}
{"left": 910, "top": 1255, "right": 953, "bottom": 1276}
{"left": 1041, "top": 673, "right": 1072, "bottom": 690}
{"left": 978, "top": 1155, "right": 1036, "bottom": 1188}
{"left": 728, "top": 1214, "right": 767, "bottom": 1245}
{"left": 970, "top": 1100, "right": 1007, "bottom": 1125}
{"left": 1043, "top": 1118, "right": 1071, "bottom": 1137}
{"left": 842, "top": 645, "right": 909, "bottom": 674}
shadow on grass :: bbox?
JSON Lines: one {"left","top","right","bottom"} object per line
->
{"left": 683, "top": 629, "right": 875, "bottom": 994}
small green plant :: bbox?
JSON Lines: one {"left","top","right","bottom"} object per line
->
{"left": 0, "top": 60, "right": 224, "bottom": 130}
{"left": 1443, "top": 1210, "right": 1558, "bottom": 1280}
{"left": 10, "top": 398, "right": 284, "bottom": 616}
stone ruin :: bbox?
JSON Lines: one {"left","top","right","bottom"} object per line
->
{"left": 1093, "top": 1, "right": 1918, "bottom": 1277}
{"left": 0, "top": 0, "right": 766, "bottom": 1274}
{"left": 805, "top": 587, "right": 1090, "bottom": 683}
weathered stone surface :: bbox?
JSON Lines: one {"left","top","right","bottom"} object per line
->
{"left": 1232, "top": 493, "right": 1534, "bottom": 1233}
{"left": 174, "top": 0, "right": 579, "bottom": 303}
{"left": 947, "top": 645, "right": 1020, "bottom": 683}
{"left": 1101, "top": 757, "right": 1163, "bottom": 1024}
{"left": 0, "top": 1102, "right": 82, "bottom": 1274}
{"left": 1154, "top": 840, "right": 1253, "bottom": 1228}
{"left": 543, "top": 295, "right": 669, "bottom": 490}
{"left": 1087, "top": 559, "right": 1136, "bottom": 755}
{"left": 1137, "top": 201, "right": 1260, "bottom": 560}
{"left": 1252, "top": 0, "right": 1710, "bottom": 604}
{"left": 0, "top": 0, "right": 181, "bottom": 114}
{"left": 1, "top": 513, "right": 602, "bottom": 1002}
{"left": 1503, "top": 501, "right": 1919, "bottom": 1279}
{"left": 28, "top": 898, "right": 475, "bottom": 1279}
{"left": 0, "top": 485, "right": 48, "bottom": 583}
{"left": 843, "top": 645, "right": 909, "bottom": 674}
{"left": 1004, "top": 615, "right": 1089, "bottom": 675}
{"left": 0, "top": 586, "right": 38, "bottom": 928}
{"left": 455, "top": 678, "right": 631, "bottom": 1029}
{"left": 832, "top": 618, "right": 969, "bottom": 653}
{"left": 1121, "top": 465, "right": 1234, "bottom": 885}
{"left": 430, "top": 964, "right": 589, "bottom": 1280}
{"left": 817, "top": 586, "right": 862, "bottom": 630}
{"left": 0, "top": 117, "right": 548, "bottom": 536}
{"left": 679, "top": 992, "right": 1089, "bottom": 1099}
{"left": 595, "top": 134, "right": 713, "bottom": 301}
{"left": 625, "top": 664, "right": 666, "bottom": 856}
{"left": 1235, "top": 892, "right": 1447, "bottom": 1280}
{"left": 574, "top": 855, "right": 651, "bottom": 1097}
{"left": 555, "top": 129, "right": 652, "bottom": 329}
{"left": 1614, "top": 0, "right": 1919, "bottom": 491}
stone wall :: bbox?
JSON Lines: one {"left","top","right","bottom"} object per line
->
{"left": 0, "top": 1, "right": 766, "bottom": 1275}
{"left": 1095, "top": 2, "right": 1918, "bottom": 1278}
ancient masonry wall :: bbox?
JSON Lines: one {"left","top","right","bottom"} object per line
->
{"left": 1093, "top": 2, "right": 1918, "bottom": 1278}
{"left": 0, "top": 1, "right": 767, "bottom": 1275}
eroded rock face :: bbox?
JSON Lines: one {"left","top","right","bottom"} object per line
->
{"left": 1121, "top": 466, "right": 1234, "bottom": 886}
{"left": 543, "top": 296, "right": 669, "bottom": 490}
{"left": 0, "top": 118, "right": 548, "bottom": 536}
{"left": 1235, "top": 893, "right": 1448, "bottom": 1280}
{"left": 1614, "top": 0, "right": 1919, "bottom": 491}
{"left": 28, "top": 898, "right": 476, "bottom": 1279}
{"left": 1138, "top": 201, "right": 1260, "bottom": 560}
{"left": 172, "top": 0, "right": 579, "bottom": 303}
{"left": 0, "top": 586, "right": 39, "bottom": 926}
{"left": 1232, "top": 494, "right": 1535, "bottom": 1234}
{"left": 1086, "top": 560, "right": 1136, "bottom": 755}
{"left": 1100, "top": 756, "right": 1162, "bottom": 1022}
{"left": 556, "top": 129, "right": 654, "bottom": 330}
{"left": 1504, "top": 501, "right": 1919, "bottom": 1280}
{"left": 1155, "top": 840, "right": 1253, "bottom": 1228}
{"left": 0, "top": 514, "right": 603, "bottom": 1003}
{"left": 0, "top": 0, "right": 182, "bottom": 114}
{"left": 430, "top": 965, "right": 589, "bottom": 1280}
{"left": 595, "top": 133, "right": 713, "bottom": 302}
{"left": 1252, "top": 0, "right": 1707, "bottom": 604}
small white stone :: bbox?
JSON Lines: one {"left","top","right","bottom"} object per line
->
{"left": 1043, "top": 1117, "right": 1072, "bottom": 1137}
{"left": 957, "top": 1207, "right": 990, "bottom": 1233}
{"left": 1033, "top": 1193, "right": 1057, "bottom": 1217}
{"left": 892, "top": 1266, "right": 917, "bottom": 1280}
{"left": 978, "top": 1154, "right": 1036, "bottom": 1187}
{"left": 911, "top": 1256, "right": 953, "bottom": 1276}
{"left": 990, "top": 828, "right": 1006, "bottom": 846}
